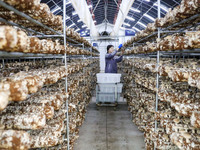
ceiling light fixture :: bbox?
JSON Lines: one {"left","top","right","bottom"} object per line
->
{"left": 72, "top": 11, "right": 78, "bottom": 16}
{"left": 75, "top": 28, "right": 80, "bottom": 32}
{"left": 82, "top": 24, "right": 87, "bottom": 28}
{"left": 137, "top": 22, "right": 147, "bottom": 28}
{"left": 120, "top": 27, "right": 126, "bottom": 30}
{"left": 143, "top": 13, "right": 155, "bottom": 21}
{"left": 66, "top": 16, "right": 70, "bottom": 20}
{"left": 51, "top": 7, "right": 61, "bottom": 13}
{"left": 123, "top": 23, "right": 131, "bottom": 27}
{"left": 132, "top": 27, "right": 141, "bottom": 32}
{"left": 126, "top": 16, "right": 135, "bottom": 22}
{"left": 68, "top": 23, "right": 75, "bottom": 28}
{"left": 66, "top": 0, "right": 71, "bottom": 5}
{"left": 129, "top": 8, "right": 141, "bottom": 13}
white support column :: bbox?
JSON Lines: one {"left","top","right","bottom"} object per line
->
{"left": 110, "top": 0, "right": 135, "bottom": 36}
{"left": 71, "top": 0, "right": 98, "bottom": 37}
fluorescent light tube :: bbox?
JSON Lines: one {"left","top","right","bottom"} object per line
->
{"left": 72, "top": 11, "right": 77, "bottom": 16}
{"left": 130, "top": 8, "right": 141, "bottom": 13}
{"left": 144, "top": 13, "right": 155, "bottom": 21}
{"left": 68, "top": 23, "right": 75, "bottom": 28}
{"left": 82, "top": 24, "right": 87, "bottom": 28}
{"left": 120, "top": 26, "right": 126, "bottom": 30}
{"left": 52, "top": 7, "right": 61, "bottom": 13}
{"left": 66, "top": 1, "right": 71, "bottom": 5}
{"left": 123, "top": 23, "right": 131, "bottom": 27}
{"left": 75, "top": 28, "right": 80, "bottom": 32}
{"left": 126, "top": 16, "right": 135, "bottom": 22}
{"left": 137, "top": 22, "right": 147, "bottom": 28}
{"left": 66, "top": 16, "right": 70, "bottom": 20}
{"left": 132, "top": 27, "right": 141, "bottom": 32}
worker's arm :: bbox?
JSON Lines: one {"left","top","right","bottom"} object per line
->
{"left": 115, "top": 55, "right": 123, "bottom": 62}
{"left": 105, "top": 50, "right": 117, "bottom": 59}
{"left": 115, "top": 48, "right": 124, "bottom": 62}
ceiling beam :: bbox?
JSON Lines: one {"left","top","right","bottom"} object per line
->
{"left": 110, "top": 0, "right": 135, "bottom": 36}
{"left": 71, "top": 0, "right": 98, "bottom": 37}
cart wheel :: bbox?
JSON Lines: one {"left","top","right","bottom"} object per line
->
{"left": 96, "top": 103, "right": 100, "bottom": 110}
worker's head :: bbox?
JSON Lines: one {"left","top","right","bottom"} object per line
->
{"left": 107, "top": 45, "right": 114, "bottom": 53}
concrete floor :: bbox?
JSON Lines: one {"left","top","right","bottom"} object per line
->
{"left": 74, "top": 97, "right": 145, "bottom": 150}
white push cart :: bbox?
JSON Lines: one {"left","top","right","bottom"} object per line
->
{"left": 96, "top": 73, "right": 123, "bottom": 106}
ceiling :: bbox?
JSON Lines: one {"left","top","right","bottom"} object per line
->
{"left": 124, "top": 0, "right": 181, "bottom": 31}
{"left": 41, "top": 0, "right": 182, "bottom": 35}
{"left": 90, "top": 0, "right": 121, "bottom": 25}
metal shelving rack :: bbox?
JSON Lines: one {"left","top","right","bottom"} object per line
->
{"left": 154, "top": 1, "right": 160, "bottom": 149}
{"left": 0, "top": 0, "right": 98, "bottom": 54}
{"left": 0, "top": 0, "right": 99, "bottom": 149}
{"left": 125, "top": 14, "right": 200, "bottom": 47}
{"left": 123, "top": 1, "right": 200, "bottom": 149}
{"left": 0, "top": 1, "right": 61, "bottom": 34}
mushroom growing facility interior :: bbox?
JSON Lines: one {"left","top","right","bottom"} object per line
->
{"left": 0, "top": 0, "right": 200, "bottom": 150}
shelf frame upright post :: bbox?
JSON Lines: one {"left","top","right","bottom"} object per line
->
{"left": 63, "top": 0, "right": 70, "bottom": 150}
{"left": 154, "top": 0, "right": 160, "bottom": 149}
